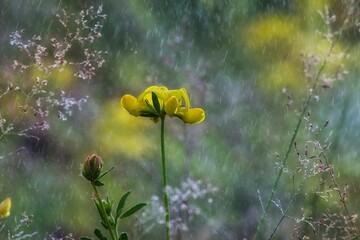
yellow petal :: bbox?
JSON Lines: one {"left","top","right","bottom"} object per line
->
{"left": 120, "top": 94, "right": 142, "bottom": 117}
{"left": 180, "top": 88, "right": 190, "bottom": 110}
{"left": 164, "top": 96, "right": 179, "bottom": 117}
{"left": 168, "top": 89, "right": 183, "bottom": 99}
{"left": 138, "top": 86, "right": 168, "bottom": 102}
{"left": 0, "top": 198, "right": 11, "bottom": 219}
{"left": 137, "top": 86, "right": 159, "bottom": 101}
{"left": 138, "top": 86, "right": 168, "bottom": 109}
{"left": 153, "top": 90, "right": 167, "bottom": 102}
{"left": 181, "top": 108, "right": 205, "bottom": 124}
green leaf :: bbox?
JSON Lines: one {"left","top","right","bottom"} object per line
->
{"left": 100, "top": 220, "right": 109, "bottom": 230}
{"left": 120, "top": 203, "right": 147, "bottom": 219}
{"left": 94, "top": 180, "right": 104, "bottom": 186}
{"left": 94, "top": 228, "right": 107, "bottom": 240}
{"left": 94, "top": 200, "right": 103, "bottom": 218}
{"left": 94, "top": 200, "right": 107, "bottom": 222}
{"left": 151, "top": 92, "right": 161, "bottom": 113}
{"left": 118, "top": 232, "right": 128, "bottom": 240}
{"left": 116, "top": 191, "right": 131, "bottom": 220}
{"left": 97, "top": 167, "right": 115, "bottom": 180}
{"left": 80, "top": 237, "right": 93, "bottom": 240}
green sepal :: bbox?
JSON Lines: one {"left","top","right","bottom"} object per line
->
{"left": 118, "top": 232, "right": 128, "bottom": 240}
{"left": 94, "top": 180, "right": 104, "bottom": 186}
{"left": 120, "top": 203, "right": 147, "bottom": 218}
{"left": 151, "top": 91, "right": 161, "bottom": 113}
{"left": 116, "top": 191, "right": 131, "bottom": 221}
{"left": 94, "top": 228, "right": 107, "bottom": 240}
{"left": 80, "top": 237, "right": 93, "bottom": 240}
{"left": 139, "top": 112, "right": 159, "bottom": 118}
{"left": 144, "top": 99, "right": 157, "bottom": 113}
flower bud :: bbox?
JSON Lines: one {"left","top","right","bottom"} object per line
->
{"left": 82, "top": 154, "right": 104, "bottom": 181}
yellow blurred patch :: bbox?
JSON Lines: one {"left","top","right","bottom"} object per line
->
{"left": 244, "top": 15, "right": 301, "bottom": 60}
{"left": 30, "top": 64, "right": 75, "bottom": 89}
{"left": 302, "top": 34, "right": 343, "bottom": 56}
{"left": 93, "top": 99, "right": 155, "bottom": 159}
{"left": 50, "top": 67, "right": 74, "bottom": 88}
{"left": 0, "top": 197, "right": 11, "bottom": 219}
{"left": 305, "top": 0, "right": 329, "bottom": 12}
{"left": 244, "top": 11, "right": 347, "bottom": 93}
{"left": 302, "top": 36, "right": 348, "bottom": 81}
{"left": 259, "top": 61, "right": 304, "bottom": 92}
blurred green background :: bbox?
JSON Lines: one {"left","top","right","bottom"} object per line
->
{"left": 1, "top": 0, "right": 360, "bottom": 239}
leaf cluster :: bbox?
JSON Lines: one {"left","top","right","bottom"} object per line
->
{"left": 81, "top": 169, "right": 146, "bottom": 240}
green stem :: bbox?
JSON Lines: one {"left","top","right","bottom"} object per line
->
{"left": 161, "top": 116, "right": 171, "bottom": 240}
{"left": 253, "top": 45, "right": 332, "bottom": 239}
{"left": 91, "top": 183, "right": 118, "bottom": 240}
{"left": 253, "top": 99, "right": 307, "bottom": 240}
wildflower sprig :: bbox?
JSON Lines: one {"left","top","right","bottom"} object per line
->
{"left": 121, "top": 85, "right": 205, "bottom": 240}
{"left": 81, "top": 154, "right": 146, "bottom": 240}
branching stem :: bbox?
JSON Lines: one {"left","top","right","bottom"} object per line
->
{"left": 91, "top": 183, "right": 118, "bottom": 240}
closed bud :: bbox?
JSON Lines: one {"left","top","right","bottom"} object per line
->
{"left": 82, "top": 154, "right": 104, "bottom": 181}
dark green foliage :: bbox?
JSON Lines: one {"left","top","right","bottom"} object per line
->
{"left": 83, "top": 161, "right": 147, "bottom": 240}
{"left": 94, "top": 228, "right": 107, "bottom": 240}
{"left": 118, "top": 233, "right": 128, "bottom": 240}
{"left": 94, "top": 180, "right": 105, "bottom": 186}
{"left": 115, "top": 191, "right": 132, "bottom": 221}
{"left": 120, "top": 203, "right": 147, "bottom": 219}
{"left": 151, "top": 92, "right": 161, "bottom": 113}
{"left": 80, "top": 237, "right": 93, "bottom": 240}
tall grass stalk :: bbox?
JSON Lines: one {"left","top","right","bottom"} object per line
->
{"left": 253, "top": 43, "right": 334, "bottom": 240}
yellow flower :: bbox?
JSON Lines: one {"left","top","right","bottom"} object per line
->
{"left": 0, "top": 197, "right": 11, "bottom": 219}
{"left": 121, "top": 86, "right": 205, "bottom": 124}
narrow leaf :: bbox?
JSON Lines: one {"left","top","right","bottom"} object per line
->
{"left": 94, "top": 200, "right": 107, "bottom": 223}
{"left": 80, "top": 237, "right": 93, "bottom": 240}
{"left": 120, "top": 203, "right": 147, "bottom": 219}
{"left": 97, "top": 167, "right": 115, "bottom": 180}
{"left": 118, "top": 232, "right": 128, "bottom": 240}
{"left": 100, "top": 220, "right": 109, "bottom": 230}
{"left": 94, "top": 228, "right": 106, "bottom": 240}
{"left": 139, "top": 112, "right": 158, "bottom": 117}
{"left": 151, "top": 92, "right": 161, "bottom": 113}
{"left": 116, "top": 191, "right": 131, "bottom": 220}
{"left": 94, "top": 180, "right": 104, "bottom": 186}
